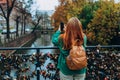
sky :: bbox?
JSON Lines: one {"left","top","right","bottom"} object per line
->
{"left": 32, "top": 0, "right": 120, "bottom": 11}
{"left": 33, "top": 0, "right": 59, "bottom": 11}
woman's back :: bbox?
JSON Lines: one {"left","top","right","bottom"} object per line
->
{"left": 52, "top": 17, "right": 87, "bottom": 80}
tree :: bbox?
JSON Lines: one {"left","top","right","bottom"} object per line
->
{"left": 15, "top": 15, "right": 20, "bottom": 37}
{"left": 51, "top": 0, "right": 86, "bottom": 30}
{"left": 87, "top": 0, "right": 119, "bottom": 45}
{"left": 19, "top": 0, "right": 33, "bottom": 35}
{"left": 51, "top": 0, "right": 69, "bottom": 30}
{"left": 0, "top": 0, "right": 16, "bottom": 39}
{"left": 78, "top": 2, "right": 100, "bottom": 29}
{"left": 31, "top": 10, "right": 42, "bottom": 33}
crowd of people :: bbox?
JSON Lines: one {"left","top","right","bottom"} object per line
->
{"left": 0, "top": 48, "right": 119, "bottom": 80}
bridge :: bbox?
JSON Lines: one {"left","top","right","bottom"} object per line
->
{"left": 0, "top": 45, "right": 120, "bottom": 80}
{"left": 39, "top": 29, "right": 54, "bottom": 34}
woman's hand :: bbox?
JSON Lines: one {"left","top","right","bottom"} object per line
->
{"left": 63, "top": 24, "right": 66, "bottom": 32}
{"left": 58, "top": 25, "right": 61, "bottom": 31}
{"left": 58, "top": 24, "right": 66, "bottom": 33}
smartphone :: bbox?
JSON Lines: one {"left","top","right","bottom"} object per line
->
{"left": 60, "top": 22, "right": 64, "bottom": 31}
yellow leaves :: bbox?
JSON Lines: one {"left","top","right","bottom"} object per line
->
{"left": 67, "top": 13, "right": 71, "bottom": 20}
{"left": 87, "top": 32, "right": 95, "bottom": 41}
{"left": 67, "top": 0, "right": 72, "bottom": 4}
{"left": 51, "top": 0, "right": 85, "bottom": 30}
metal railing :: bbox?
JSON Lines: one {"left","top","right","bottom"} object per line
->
{"left": 0, "top": 45, "right": 120, "bottom": 80}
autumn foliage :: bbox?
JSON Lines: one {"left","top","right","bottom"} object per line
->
{"left": 51, "top": 0, "right": 120, "bottom": 45}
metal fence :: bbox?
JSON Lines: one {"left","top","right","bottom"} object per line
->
{"left": 0, "top": 45, "right": 120, "bottom": 80}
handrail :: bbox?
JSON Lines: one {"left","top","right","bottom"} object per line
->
{"left": 0, "top": 45, "right": 120, "bottom": 50}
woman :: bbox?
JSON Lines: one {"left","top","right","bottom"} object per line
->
{"left": 52, "top": 17, "right": 87, "bottom": 80}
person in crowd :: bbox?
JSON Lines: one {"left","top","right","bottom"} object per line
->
{"left": 52, "top": 17, "right": 87, "bottom": 80}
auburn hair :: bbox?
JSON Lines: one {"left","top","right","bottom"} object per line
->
{"left": 60, "top": 17, "right": 84, "bottom": 49}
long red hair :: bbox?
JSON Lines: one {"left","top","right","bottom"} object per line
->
{"left": 60, "top": 17, "right": 84, "bottom": 49}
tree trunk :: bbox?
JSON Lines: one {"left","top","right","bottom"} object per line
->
{"left": 23, "top": 16, "right": 26, "bottom": 34}
{"left": 31, "top": 25, "right": 37, "bottom": 33}
{"left": 6, "top": 18, "right": 10, "bottom": 39}
{"left": 21, "top": 15, "right": 24, "bottom": 35}
{"left": 16, "top": 17, "right": 19, "bottom": 37}
{"left": 31, "top": 17, "right": 41, "bottom": 33}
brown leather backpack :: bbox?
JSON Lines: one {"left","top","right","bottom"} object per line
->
{"left": 66, "top": 40, "right": 87, "bottom": 70}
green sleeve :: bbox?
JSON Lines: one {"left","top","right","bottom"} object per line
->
{"left": 83, "top": 35, "right": 87, "bottom": 47}
{"left": 52, "top": 30, "right": 61, "bottom": 46}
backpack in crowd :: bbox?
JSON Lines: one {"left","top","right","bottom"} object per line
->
{"left": 66, "top": 39, "right": 87, "bottom": 70}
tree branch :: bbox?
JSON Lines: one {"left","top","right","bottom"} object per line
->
{"left": 31, "top": 16, "right": 42, "bottom": 33}
{"left": 8, "top": 0, "right": 16, "bottom": 15}
{"left": 0, "top": 5, "right": 7, "bottom": 19}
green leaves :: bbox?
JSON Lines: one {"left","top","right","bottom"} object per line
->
{"left": 87, "top": 1, "right": 120, "bottom": 45}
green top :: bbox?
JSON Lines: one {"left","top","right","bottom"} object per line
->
{"left": 52, "top": 30, "right": 87, "bottom": 75}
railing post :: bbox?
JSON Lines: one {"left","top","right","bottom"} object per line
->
{"left": 36, "top": 49, "right": 40, "bottom": 80}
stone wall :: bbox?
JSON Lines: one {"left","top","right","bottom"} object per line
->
{"left": 0, "top": 33, "right": 36, "bottom": 56}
